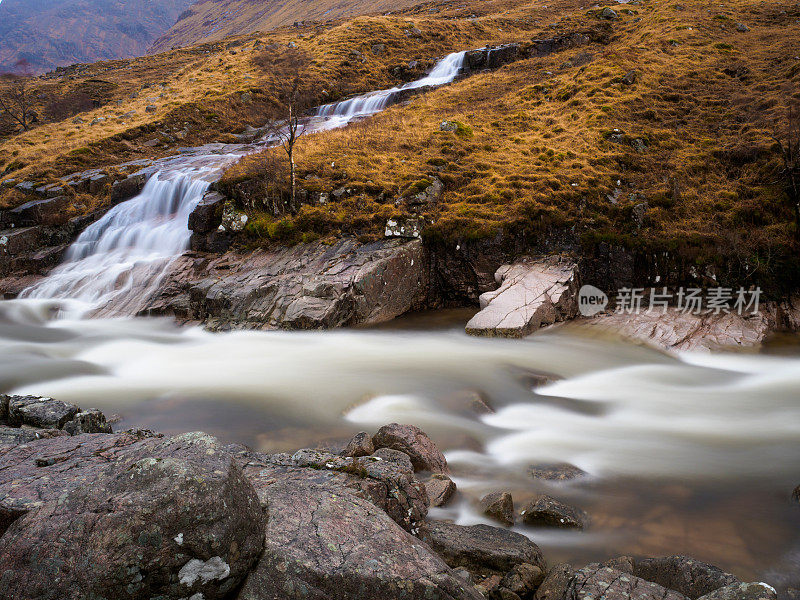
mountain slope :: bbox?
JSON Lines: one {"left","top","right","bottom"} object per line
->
{"left": 0, "top": 0, "right": 195, "bottom": 73}
{"left": 149, "top": 0, "right": 424, "bottom": 52}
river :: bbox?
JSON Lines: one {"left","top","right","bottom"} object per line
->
{"left": 1, "top": 48, "right": 799, "bottom": 591}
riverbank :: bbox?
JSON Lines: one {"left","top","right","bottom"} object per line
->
{"left": 0, "top": 394, "right": 794, "bottom": 600}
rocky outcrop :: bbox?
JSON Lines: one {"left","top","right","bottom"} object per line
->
{"left": 0, "top": 394, "right": 111, "bottom": 445}
{"left": 145, "top": 238, "right": 428, "bottom": 330}
{"left": 634, "top": 555, "right": 739, "bottom": 599}
{"left": 581, "top": 307, "right": 790, "bottom": 353}
{"left": 0, "top": 431, "right": 266, "bottom": 599}
{"left": 239, "top": 452, "right": 483, "bottom": 600}
{"left": 571, "top": 565, "right": 689, "bottom": 600}
{"left": 466, "top": 257, "right": 578, "bottom": 337}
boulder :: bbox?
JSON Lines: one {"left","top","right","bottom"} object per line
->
{"left": 372, "top": 422, "right": 449, "bottom": 473}
{"left": 634, "top": 555, "right": 739, "bottom": 599}
{"left": 0, "top": 432, "right": 265, "bottom": 600}
{"left": 372, "top": 447, "right": 414, "bottom": 472}
{"left": 697, "top": 583, "right": 776, "bottom": 600}
{"left": 342, "top": 430, "right": 375, "bottom": 457}
{"left": 480, "top": 491, "right": 515, "bottom": 527}
{"left": 421, "top": 522, "right": 546, "bottom": 576}
{"left": 427, "top": 473, "right": 457, "bottom": 507}
{"left": 466, "top": 257, "right": 578, "bottom": 337}
{"left": 520, "top": 495, "right": 588, "bottom": 530}
{"left": 385, "top": 216, "right": 423, "bottom": 238}
{"left": 0, "top": 227, "right": 40, "bottom": 256}
{"left": 238, "top": 452, "right": 483, "bottom": 600}
{"left": 572, "top": 565, "right": 688, "bottom": 600}
{"left": 188, "top": 191, "right": 225, "bottom": 234}
{"left": 534, "top": 563, "right": 574, "bottom": 600}
{"left": 403, "top": 177, "right": 443, "bottom": 209}
{"left": 501, "top": 563, "right": 546, "bottom": 597}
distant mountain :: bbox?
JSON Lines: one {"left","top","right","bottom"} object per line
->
{"left": 149, "top": 0, "right": 422, "bottom": 53}
{"left": 0, "top": 0, "right": 196, "bottom": 73}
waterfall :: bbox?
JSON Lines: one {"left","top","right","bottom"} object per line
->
{"left": 22, "top": 50, "right": 470, "bottom": 314}
{"left": 22, "top": 171, "right": 212, "bottom": 314}
{"left": 314, "top": 51, "right": 466, "bottom": 121}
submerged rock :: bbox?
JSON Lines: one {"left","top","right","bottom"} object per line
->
{"left": 466, "top": 257, "right": 578, "bottom": 337}
{"left": 520, "top": 495, "right": 589, "bottom": 530}
{"left": 634, "top": 555, "right": 739, "bottom": 599}
{"left": 479, "top": 491, "right": 515, "bottom": 527}
{"left": 528, "top": 463, "right": 587, "bottom": 481}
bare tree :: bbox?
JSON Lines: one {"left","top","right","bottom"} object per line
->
{"left": 772, "top": 104, "right": 800, "bottom": 240}
{"left": 0, "top": 74, "right": 35, "bottom": 131}
{"left": 256, "top": 45, "right": 313, "bottom": 214}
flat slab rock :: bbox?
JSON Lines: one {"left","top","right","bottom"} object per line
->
{"left": 0, "top": 431, "right": 265, "bottom": 600}
{"left": 580, "top": 302, "right": 800, "bottom": 352}
{"left": 466, "top": 257, "right": 578, "bottom": 337}
{"left": 145, "top": 237, "right": 428, "bottom": 330}
{"left": 238, "top": 452, "right": 483, "bottom": 600}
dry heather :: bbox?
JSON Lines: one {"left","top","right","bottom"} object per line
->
{"left": 222, "top": 0, "right": 800, "bottom": 292}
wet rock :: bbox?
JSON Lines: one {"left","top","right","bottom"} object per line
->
{"left": 148, "top": 238, "right": 428, "bottom": 330}
{"left": 634, "top": 555, "right": 739, "bottom": 599}
{"left": 465, "top": 44, "right": 521, "bottom": 71}
{"left": 501, "top": 563, "right": 546, "bottom": 597}
{"left": 372, "top": 447, "right": 414, "bottom": 472}
{"left": 422, "top": 522, "right": 546, "bottom": 576}
{"left": 0, "top": 432, "right": 265, "bottom": 599}
{"left": 573, "top": 565, "right": 689, "bottom": 600}
{"left": 427, "top": 473, "right": 457, "bottom": 506}
{"left": 239, "top": 453, "right": 483, "bottom": 600}
{"left": 697, "top": 582, "right": 776, "bottom": 600}
{"left": 110, "top": 171, "right": 148, "bottom": 202}
{"left": 534, "top": 563, "right": 575, "bottom": 600}
{"left": 342, "top": 430, "right": 375, "bottom": 457}
{"left": 528, "top": 463, "right": 587, "bottom": 481}
{"left": 466, "top": 257, "right": 578, "bottom": 337}
{"left": 373, "top": 422, "right": 449, "bottom": 473}
{"left": 520, "top": 495, "right": 588, "bottom": 530}
{"left": 480, "top": 491, "right": 515, "bottom": 526}
{"left": 188, "top": 191, "right": 225, "bottom": 234}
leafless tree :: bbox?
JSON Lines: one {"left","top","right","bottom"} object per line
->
{"left": 0, "top": 74, "right": 35, "bottom": 131}
{"left": 772, "top": 104, "right": 800, "bottom": 239}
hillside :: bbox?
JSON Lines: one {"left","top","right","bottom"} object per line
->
{"left": 0, "top": 0, "right": 195, "bottom": 73}
{"left": 1, "top": 0, "right": 800, "bottom": 294}
{"left": 150, "top": 0, "right": 425, "bottom": 52}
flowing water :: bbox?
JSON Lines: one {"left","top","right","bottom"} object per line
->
{"left": 2, "top": 49, "right": 800, "bottom": 589}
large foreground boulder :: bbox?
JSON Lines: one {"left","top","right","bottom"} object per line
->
{"left": 238, "top": 452, "right": 483, "bottom": 600}
{"left": 466, "top": 257, "right": 578, "bottom": 337}
{"left": 0, "top": 431, "right": 265, "bottom": 600}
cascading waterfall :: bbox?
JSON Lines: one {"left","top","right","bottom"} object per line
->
{"left": 20, "top": 50, "right": 471, "bottom": 314}
{"left": 314, "top": 51, "right": 466, "bottom": 122}
{"left": 22, "top": 171, "right": 213, "bottom": 314}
